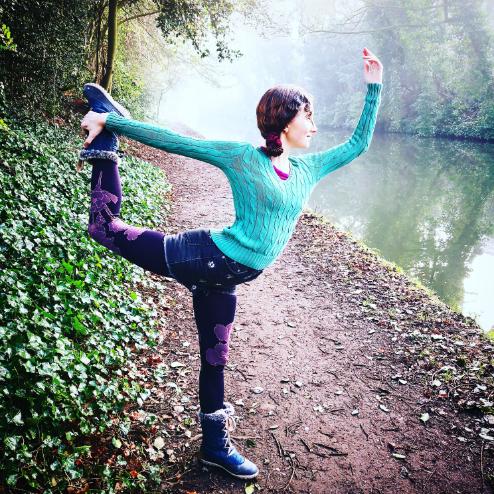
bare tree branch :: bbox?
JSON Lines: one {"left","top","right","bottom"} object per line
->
{"left": 302, "top": 18, "right": 461, "bottom": 36}
{"left": 120, "top": 10, "right": 160, "bottom": 24}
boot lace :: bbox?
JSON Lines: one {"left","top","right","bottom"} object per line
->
{"left": 223, "top": 415, "right": 238, "bottom": 456}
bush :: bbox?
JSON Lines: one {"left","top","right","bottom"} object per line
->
{"left": 0, "top": 118, "right": 171, "bottom": 491}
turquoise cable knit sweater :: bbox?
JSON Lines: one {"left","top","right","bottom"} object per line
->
{"left": 106, "top": 82, "right": 382, "bottom": 270}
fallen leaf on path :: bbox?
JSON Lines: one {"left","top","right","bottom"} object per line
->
{"left": 245, "top": 483, "right": 255, "bottom": 494}
{"left": 153, "top": 437, "right": 165, "bottom": 450}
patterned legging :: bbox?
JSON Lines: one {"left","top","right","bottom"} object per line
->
{"left": 87, "top": 158, "right": 236, "bottom": 413}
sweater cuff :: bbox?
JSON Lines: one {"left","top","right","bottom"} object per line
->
{"left": 366, "top": 82, "right": 382, "bottom": 99}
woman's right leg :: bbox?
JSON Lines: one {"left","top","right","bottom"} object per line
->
{"left": 87, "top": 157, "right": 170, "bottom": 277}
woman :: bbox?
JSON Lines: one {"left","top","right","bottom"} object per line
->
{"left": 80, "top": 47, "right": 383, "bottom": 480}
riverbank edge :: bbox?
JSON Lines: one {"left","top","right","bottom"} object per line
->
{"left": 294, "top": 204, "right": 494, "bottom": 445}
{"left": 303, "top": 206, "right": 474, "bottom": 321}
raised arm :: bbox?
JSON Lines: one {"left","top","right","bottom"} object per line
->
{"left": 300, "top": 48, "right": 384, "bottom": 183}
{"left": 303, "top": 82, "right": 382, "bottom": 183}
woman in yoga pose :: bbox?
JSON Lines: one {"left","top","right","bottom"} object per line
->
{"left": 79, "top": 47, "right": 383, "bottom": 480}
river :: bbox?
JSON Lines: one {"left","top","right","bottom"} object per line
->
{"left": 304, "top": 130, "right": 494, "bottom": 332}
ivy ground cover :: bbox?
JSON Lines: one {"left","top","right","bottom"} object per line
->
{"left": 0, "top": 121, "right": 171, "bottom": 492}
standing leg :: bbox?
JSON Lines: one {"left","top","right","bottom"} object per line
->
{"left": 88, "top": 157, "right": 170, "bottom": 277}
{"left": 194, "top": 288, "right": 259, "bottom": 479}
{"left": 192, "top": 289, "right": 237, "bottom": 413}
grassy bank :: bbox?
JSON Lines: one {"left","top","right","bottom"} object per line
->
{"left": 0, "top": 119, "right": 171, "bottom": 492}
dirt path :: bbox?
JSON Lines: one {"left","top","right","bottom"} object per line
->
{"left": 125, "top": 135, "right": 494, "bottom": 494}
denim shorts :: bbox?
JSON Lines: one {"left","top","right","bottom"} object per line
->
{"left": 163, "top": 228, "right": 263, "bottom": 295}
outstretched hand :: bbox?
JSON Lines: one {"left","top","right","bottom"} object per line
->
{"left": 363, "top": 47, "right": 383, "bottom": 84}
{"left": 80, "top": 111, "right": 108, "bottom": 148}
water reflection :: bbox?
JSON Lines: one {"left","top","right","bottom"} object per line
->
{"left": 306, "top": 130, "right": 494, "bottom": 331}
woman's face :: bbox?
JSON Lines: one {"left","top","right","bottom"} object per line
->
{"left": 284, "top": 103, "right": 317, "bottom": 149}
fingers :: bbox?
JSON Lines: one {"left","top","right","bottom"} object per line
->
{"left": 363, "top": 47, "right": 374, "bottom": 56}
{"left": 363, "top": 54, "right": 380, "bottom": 62}
{"left": 366, "top": 60, "right": 378, "bottom": 69}
{"left": 80, "top": 111, "right": 104, "bottom": 147}
{"left": 363, "top": 47, "right": 381, "bottom": 64}
{"left": 83, "top": 129, "right": 98, "bottom": 148}
{"left": 363, "top": 56, "right": 382, "bottom": 71}
{"left": 80, "top": 116, "right": 90, "bottom": 132}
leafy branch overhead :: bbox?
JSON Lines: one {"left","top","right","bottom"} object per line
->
{"left": 0, "top": 0, "right": 252, "bottom": 115}
{"left": 96, "top": 0, "right": 243, "bottom": 92}
{"left": 153, "top": 0, "right": 242, "bottom": 61}
{"left": 0, "top": 24, "right": 17, "bottom": 52}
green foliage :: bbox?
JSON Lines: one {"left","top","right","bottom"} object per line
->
{"left": 154, "top": 0, "right": 242, "bottom": 62}
{"left": 365, "top": 0, "right": 494, "bottom": 140}
{"left": 0, "top": 1, "right": 94, "bottom": 117}
{"left": 304, "top": 0, "right": 494, "bottom": 141}
{"left": 0, "top": 24, "right": 17, "bottom": 52}
{"left": 0, "top": 118, "right": 171, "bottom": 491}
{"left": 0, "top": 0, "right": 246, "bottom": 119}
{"left": 110, "top": 21, "right": 148, "bottom": 120}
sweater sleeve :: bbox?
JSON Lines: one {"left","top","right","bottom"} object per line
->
{"left": 303, "top": 83, "right": 382, "bottom": 183}
{"left": 105, "top": 113, "right": 248, "bottom": 171}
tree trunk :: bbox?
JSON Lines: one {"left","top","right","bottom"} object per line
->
{"left": 101, "top": 0, "right": 118, "bottom": 93}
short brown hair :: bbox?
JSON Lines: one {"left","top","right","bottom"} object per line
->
{"left": 256, "top": 84, "right": 313, "bottom": 157}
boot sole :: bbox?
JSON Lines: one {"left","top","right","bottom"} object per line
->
{"left": 83, "top": 83, "right": 131, "bottom": 119}
{"left": 200, "top": 458, "right": 259, "bottom": 479}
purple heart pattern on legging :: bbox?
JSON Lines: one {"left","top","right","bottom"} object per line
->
{"left": 88, "top": 170, "right": 146, "bottom": 253}
{"left": 205, "top": 322, "right": 234, "bottom": 366}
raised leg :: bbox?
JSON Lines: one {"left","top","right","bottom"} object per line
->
{"left": 87, "top": 157, "right": 170, "bottom": 277}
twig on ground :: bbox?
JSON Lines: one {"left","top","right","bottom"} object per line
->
{"left": 271, "top": 431, "right": 284, "bottom": 458}
{"left": 360, "top": 423, "right": 369, "bottom": 440}
{"left": 270, "top": 432, "right": 296, "bottom": 491}
{"left": 313, "top": 442, "right": 348, "bottom": 456}
{"left": 318, "top": 430, "right": 335, "bottom": 439}
{"left": 481, "top": 441, "right": 485, "bottom": 492}
{"left": 268, "top": 391, "right": 280, "bottom": 406}
{"left": 286, "top": 420, "right": 303, "bottom": 437}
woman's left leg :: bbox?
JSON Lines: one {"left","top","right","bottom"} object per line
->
{"left": 193, "top": 285, "right": 259, "bottom": 479}
{"left": 88, "top": 157, "right": 169, "bottom": 276}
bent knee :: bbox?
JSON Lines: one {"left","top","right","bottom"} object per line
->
{"left": 87, "top": 221, "right": 100, "bottom": 241}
